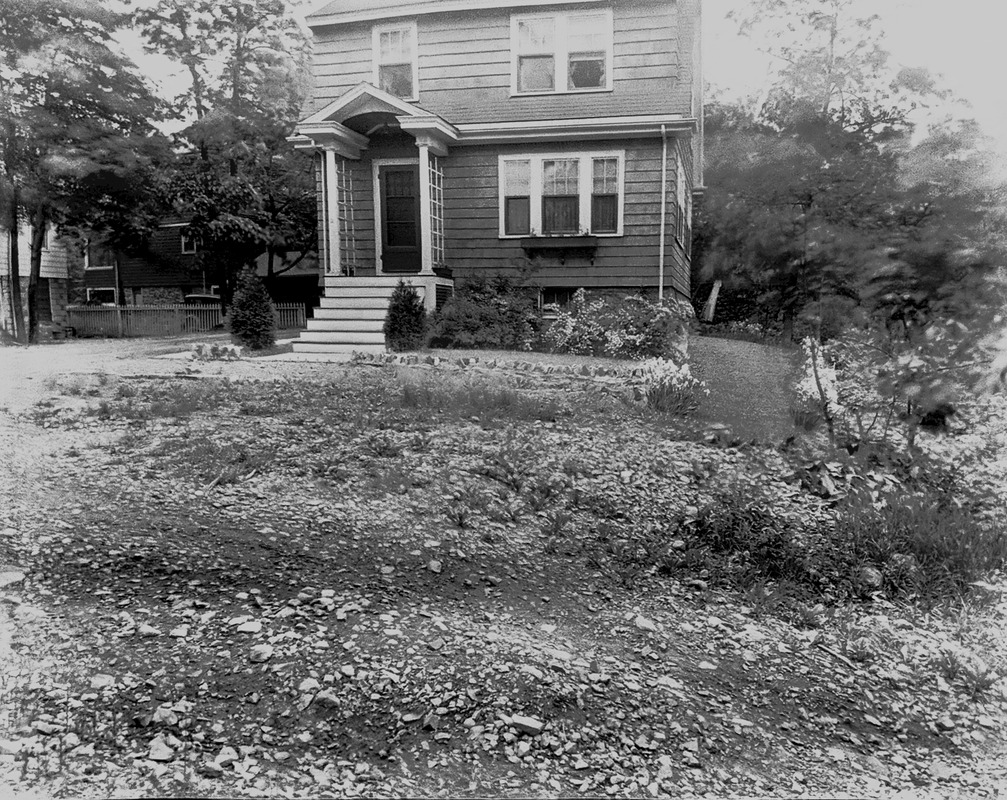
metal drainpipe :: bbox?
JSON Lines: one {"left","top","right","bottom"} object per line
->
{"left": 658, "top": 124, "right": 669, "bottom": 302}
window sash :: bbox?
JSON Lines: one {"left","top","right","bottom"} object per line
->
{"left": 499, "top": 153, "right": 623, "bottom": 237}
{"left": 373, "top": 23, "right": 417, "bottom": 99}
{"left": 512, "top": 11, "right": 611, "bottom": 94}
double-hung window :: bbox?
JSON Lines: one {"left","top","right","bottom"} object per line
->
{"left": 499, "top": 152, "right": 624, "bottom": 237}
{"left": 181, "top": 232, "right": 198, "bottom": 254}
{"left": 374, "top": 22, "right": 418, "bottom": 100}
{"left": 512, "top": 10, "right": 612, "bottom": 95}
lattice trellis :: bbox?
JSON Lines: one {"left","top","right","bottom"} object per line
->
{"left": 428, "top": 155, "right": 445, "bottom": 268}
{"left": 336, "top": 158, "right": 358, "bottom": 276}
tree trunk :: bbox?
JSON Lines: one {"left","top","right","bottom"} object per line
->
{"left": 701, "top": 280, "right": 722, "bottom": 323}
{"left": 28, "top": 208, "right": 46, "bottom": 344}
{"left": 8, "top": 196, "right": 25, "bottom": 343}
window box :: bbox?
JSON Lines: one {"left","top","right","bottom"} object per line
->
{"left": 520, "top": 235, "right": 598, "bottom": 264}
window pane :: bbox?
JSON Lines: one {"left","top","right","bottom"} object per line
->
{"left": 569, "top": 54, "right": 605, "bottom": 89}
{"left": 542, "top": 196, "right": 579, "bottom": 234}
{"left": 518, "top": 18, "right": 554, "bottom": 53}
{"left": 517, "top": 55, "right": 554, "bottom": 91}
{"left": 504, "top": 197, "right": 530, "bottom": 235}
{"left": 380, "top": 28, "right": 412, "bottom": 61}
{"left": 379, "top": 63, "right": 413, "bottom": 97}
{"left": 503, "top": 160, "right": 530, "bottom": 194}
{"left": 591, "top": 195, "right": 617, "bottom": 233}
{"left": 568, "top": 13, "right": 606, "bottom": 51}
{"left": 542, "top": 159, "right": 579, "bottom": 195}
{"left": 592, "top": 157, "right": 618, "bottom": 194}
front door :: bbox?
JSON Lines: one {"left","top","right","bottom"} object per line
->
{"left": 379, "top": 164, "right": 421, "bottom": 273}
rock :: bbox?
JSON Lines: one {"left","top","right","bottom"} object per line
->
{"left": 138, "top": 623, "right": 161, "bottom": 637}
{"left": 169, "top": 625, "right": 189, "bottom": 638}
{"left": 427, "top": 560, "right": 442, "bottom": 574}
{"left": 152, "top": 707, "right": 178, "bottom": 725}
{"left": 90, "top": 674, "right": 115, "bottom": 690}
{"left": 0, "top": 570, "right": 25, "bottom": 588}
{"left": 0, "top": 739, "right": 21, "bottom": 755}
{"left": 314, "top": 689, "right": 339, "bottom": 708}
{"left": 521, "top": 666, "right": 544, "bottom": 681}
{"left": 511, "top": 714, "right": 544, "bottom": 735}
{"left": 858, "top": 566, "right": 883, "bottom": 589}
{"left": 33, "top": 720, "right": 58, "bottom": 735}
{"left": 340, "top": 665, "right": 355, "bottom": 677}
{"left": 298, "top": 678, "right": 320, "bottom": 693}
{"left": 249, "top": 644, "right": 273, "bottom": 663}
{"left": 13, "top": 605, "right": 46, "bottom": 622}
{"left": 236, "top": 620, "right": 262, "bottom": 634}
{"left": 215, "top": 746, "right": 239, "bottom": 766}
{"left": 936, "top": 716, "right": 956, "bottom": 731}
{"left": 634, "top": 615, "right": 658, "bottom": 632}
{"left": 427, "top": 637, "right": 445, "bottom": 651}
{"left": 698, "top": 661, "right": 717, "bottom": 670}
{"left": 148, "top": 738, "right": 175, "bottom": 762}
{"left": 199, "top": 761, "right": 224, "bottom": 778}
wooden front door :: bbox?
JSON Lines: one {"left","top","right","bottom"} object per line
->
{"left": 379, "top": 164, "right": 421, "bottom": 273}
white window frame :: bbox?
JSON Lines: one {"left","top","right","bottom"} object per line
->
{"left": 676, "top": 150, "right": 687, "bottom": 243}
{"left": 510, "top": 9, "right": 613, "bottom": 97}
{"left": 86, "top": 287, "right": 117, "bottom": 304}
{"left": 372, "top": 21, "right": 419, "bottom": 102}
{"left": 497, "top": 151, "right": 625, "bottom": 238}
{"left": 180, "top": 232, "right": 198, "bottom": 254}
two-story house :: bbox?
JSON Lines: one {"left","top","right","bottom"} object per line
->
{"left": 290, "top": 0, "right": 703, "bottom": 353}
{"left": 1, "top": 224, "right": 72, "bottom": 339}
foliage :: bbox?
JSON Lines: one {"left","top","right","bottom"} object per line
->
{"left": 229, "top": 268, "right": 275, "bottom": 349}
{"left": 428, "top": 274, "right": 541, "bottom": 351}
{"left": 383, "top": 281, "right": 427, "bottom": 352}
{"left": 401, "top": 378, "right": 561, "bottom": 424}
{"left": 136, "top": 0, "right": 315, "bottom": 304}
{"left": 0, "top": 0, "right": 164, "bottom": 342}
{"left": 543, "top": 290, "right": 688, "bottom": 360}
{"left": 638, "top": 358, "right": 707, "bottom": 416}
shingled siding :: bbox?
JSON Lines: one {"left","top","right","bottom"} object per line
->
{"left": 117, "top": 227, "right": 199, "bottom": 290}
{"left": 440, "top": 138, "right": 690, "bottom": 298}
{"left": 308, "top": 0, "right": 693, "bottom": 124}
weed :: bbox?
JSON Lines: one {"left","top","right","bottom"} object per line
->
{"left": 401, "top": 377, "right": 560, "bottom": 423}
{"left": 116, "top": 382, "right": 138, "bottom": 399}
{"left": 363, "top": 431, "right": 403, "bottom": 458}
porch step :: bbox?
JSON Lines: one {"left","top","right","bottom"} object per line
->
{"left": 291, "top": 342, "right": 387, "bottom": 355}
{"left": 312, "top": 307, "right": 388, "bottom": 321}
{"left": 297, "top": 330, "right": 385, "bottom": 345}
{"left": 318, "top": 296, "right": 391, "bottom": 310}
{"left": 306, "top": 318, "right": 384, "bottom": 333}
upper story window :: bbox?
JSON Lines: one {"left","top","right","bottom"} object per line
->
{"left": 499, "top": 152, "right": 624, "bottom": 237}
{"left": 180, "top": 232, "right": 198, "bottom": 254}
{"left": 512, "top": 10, "right": 613, "bottom": 95}
{"left": 373, "top": 21, "right": 418, "bottom": 100}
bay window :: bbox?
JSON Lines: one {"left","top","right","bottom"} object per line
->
{"left": 499, "top": 152, "right": 624, "bottom": 237}
{"left": 512, "top": 10, "right": 612, "bottom": 94}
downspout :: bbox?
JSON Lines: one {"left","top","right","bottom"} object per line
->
{"left": 658, "top": 124, "right": 669, "bottom": 302}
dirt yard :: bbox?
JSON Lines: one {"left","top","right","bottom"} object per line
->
{"left": 0, "top": 337, "right": 1005, "bottom": 799}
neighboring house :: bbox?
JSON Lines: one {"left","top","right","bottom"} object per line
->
{"left": 83, "top": 221, "right": 321, "bottom": 308}
{"left": 0, "top": 223, "right": 71, "bottom": 338}
{"left": 82, "top": 220, "right": 206, "bottom": 306}
{"left": 289, "top": 0, "right": 704, "bottom": 352}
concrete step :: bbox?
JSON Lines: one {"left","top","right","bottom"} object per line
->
{"left": 306, "top": 318, "right": 384, "bottom": 333}
{"left": 317, "top": 296, "right": 390, "bottom": 311}
{"left": 312, "top": 307, "right": 387, "bottom": 321}
{"left": 297, "top": 331, "right": 385, "bottom": 345}
{"left": 320, "top": 286, "right": 399, "bottom": 299}
{"left": 323, "top": 276, "right": 423, "bottom": 289}
{"left": 292, "top": 342, "right": 386, "bottom": 354}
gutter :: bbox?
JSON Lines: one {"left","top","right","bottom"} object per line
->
{"left": 658, "top": 124, "right": 669, "bottom": 302}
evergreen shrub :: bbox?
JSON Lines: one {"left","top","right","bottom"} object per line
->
{"left": 229, "top": 268, "right": 275, "bottom": 350}
{"left": 383, "top": 280, "right": 427, "bottom": 352}
{"left": 428, "top": 275, "right": 541, "bottom": 351}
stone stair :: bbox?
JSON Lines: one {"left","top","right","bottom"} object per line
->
{"left": 292, "top": 276, "right": 451, "bottom": 355}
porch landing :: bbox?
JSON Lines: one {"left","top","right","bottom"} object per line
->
{"left": 292, "top": 276, "right": 452, "bottom": 355}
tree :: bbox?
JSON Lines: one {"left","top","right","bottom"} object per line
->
{"left": 136, "top": 0, "right": 315, "bottom": 308}
{"left": 384, "top": 282, "right": 427, "bottom": 352}
{"left": 229, "top": 267, "right": 275, "bottom": 349}
{"left": 0, "top": 0, "right": 162, "bottom": 342}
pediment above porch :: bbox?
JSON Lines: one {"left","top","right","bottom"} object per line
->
{"left": 290, "top": 83, "right": 459, "bottom": 158}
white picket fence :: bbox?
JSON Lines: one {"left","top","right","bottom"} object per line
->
{"left": 66, "top": 303, "right": 306, "bottom": 338}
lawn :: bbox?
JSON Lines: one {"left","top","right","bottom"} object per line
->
{"left": 0, "top": 348, "right": 1005, "bottom": 798}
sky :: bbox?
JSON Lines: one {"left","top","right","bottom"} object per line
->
{"left": 704, "top": 0, "right": 1007, "bottom": 151}
{"left": 120, "top": 0, "right": 1007, "bottom": 151}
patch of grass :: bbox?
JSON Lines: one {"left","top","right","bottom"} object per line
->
{"left": 401, "top": 376, "right": 562, "bottom": 423}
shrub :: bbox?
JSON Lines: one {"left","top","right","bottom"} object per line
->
{"left": 832, "top": 495, "right": 1007, "bottom": 602}
{"left": 383, "top": 280, "right": 427, "bottom": 352}
{"left": 429, "top": 274, "right": 540, "bottom": 351}
{"left": 638, "top": 358, "right": 707, "bottom": 415}
{"left": 544, "top": 290, "right": 688, "bottom": 360}
{"left": 229, "top": 269, "right": 276, "bottom": 350}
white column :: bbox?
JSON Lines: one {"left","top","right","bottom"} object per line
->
{"left": 324, "top": 148, "right": 341, "bottom": 277}
{"left": 417, "top": 142, "right": 434, "bottom": 275}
